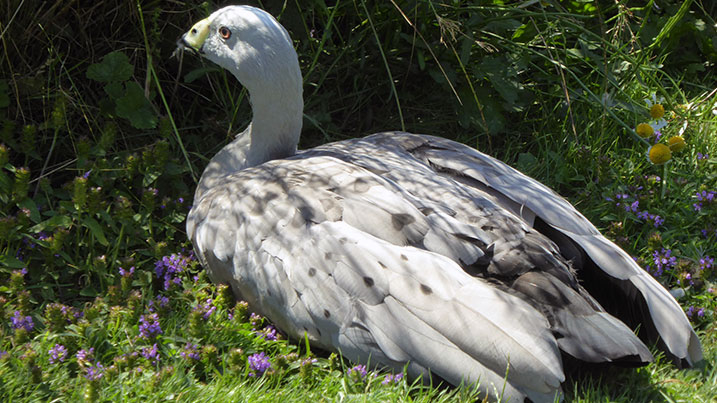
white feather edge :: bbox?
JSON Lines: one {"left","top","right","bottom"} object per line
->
{"left": 417, "top": 133, "right": 702, "bottom": 365}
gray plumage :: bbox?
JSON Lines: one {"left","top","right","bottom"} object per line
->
{"left": 179, "top": 6, "right": 702, "bottom": 403}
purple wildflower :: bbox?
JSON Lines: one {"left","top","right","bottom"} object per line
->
{"left": 154, "top": 253, "right": 191, "bottom": 290}
{"left": 180, "top": 343, "right": 200, "bottom": 361}
{"left": 141, "top": 344, "right": 160, "bottom": 365}
{"left": 192, "top": 299, "right": 216, "bottom": 320}
{"left": 652, "top": 248, "right": 677, "bottom": 273}
{"left": 201, "top": 299, "right": 216, "bottom": 320}
{"left": 11, "top": 311, "right": 34, "bottom": 331}
{"left": 686, "top": 306, "right": 695, "bottom": 317}
{"left": 148, "top": 295, "right": 170, "bottom": 313}
{"left": 257, "top": 325, "right": 278, "bottom": 341}
{"left": 654, "top": 130, "right": 662, "bottom": 143}
{"left": 118, "top": 266, "right": 135, "bottom": 277}
{"left": 76, "top": 348, "right": 95, "bottom": 364}
{"left": 248, "top": 352, "right": 271, "bottom": 376}
{"left": 348, "top": 364, "right": 368, "bottom": 379}
{"left": 697, "top": 308, "right": 705, "bottom": 318}
{"left": 82, "top": 170, "right": 91, "bottom": 179}
{"left": 652, "top": 215, "right": 664, "bottom": 227}
{"left": 382, "top": 372, "right": 404, "bottom": 385}
{"left": 49, "top": 344, "right": 68, "bottom": 364}
{"left": 139, "top": 313, "right": 163, "bottom": 340}
{"left": 84, "top": 363, "right": 104, "bottom": 381}
{"left": 699, "top": 256, "right": 714, "bottom": 271}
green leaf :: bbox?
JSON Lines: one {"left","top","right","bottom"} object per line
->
{"left": 30, "top": 214, "right": 73, "bottom": 233}
{"left": 82, "top": 216, "right": 109, "bottom": 246}
{"left": 0, "top": 254, "right": 26, "bottom": 269}
{"left": 80, "top": 285, "right": 98, "bottom": 297}
{"left": 86, "top": 51, "right": 134, "bottom": 82}
{"left": 18, "top": 198, "right": 41, "bottom": 223}
{"left": 115, "top": 82, "right": 158, "bottom": 129}
{"left": 104, "top": 82, "right": 125, "bottom": 99}
{"left": 142, "top": 169, "right": 162, "bottom": 187}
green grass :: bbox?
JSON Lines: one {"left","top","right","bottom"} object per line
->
{"left": 1, "top": 0, "right": 716, "bottom": 401}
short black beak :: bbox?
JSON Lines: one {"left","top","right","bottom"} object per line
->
{"left": 173, "top": 35, "right": 201, "bottom": 58}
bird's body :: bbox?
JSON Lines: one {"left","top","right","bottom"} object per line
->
{"left": 180, "top": 6, "right": 702, "bottom": 402}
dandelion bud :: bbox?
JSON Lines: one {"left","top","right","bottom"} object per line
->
{"left": 127, "top": 290, "right": 142, "bottom": 319}
{"left": 153, "top": 141, "right": 170, "bottom": 167}
{"left": 649, "top": 103, "right": 665, "bottom": 119}
{"left": 233, "top": 300, "right": 249, "bottom": 322}
{"left": 215, "top": 283, "right": 233, "bottom": 310}
{"left": 667, "top": 136, "right": 686, "bottom": 152}
{"left": 73, "top": 176, "right": 88, "bottom": 210}
{"left": 159, "top": 116, "right": 172, "bottom": 138}
{"left": 142, "top": 187, "right": 158, "bottom": 211}
{"left": 228, "top": 348, "right": 244, "bottom": 369}
{"left": 44, "top": 302, "right": 68, "bottom": 332}
{"left": 12, "top": 167, "right": 30, "bottom": 201}
{"left": 17, "top": 289, "right": 32, "bottom": 312}
{"left": 21, "top": 125, "right": 36, "bottom": 155}
{"left": 114, "top": 195, "right": 133, "bottom": 221}
{"left": 99, "top": 122, "right": 117, "bottom": 152}
{"left": 14, "top": 327, "right": 30, "bottom": 344}
{"left": 84, "top": 382, "right": 99, "bottom": 402}
{"left": 49, "top": 228, "right": 69, "bottom": 254}
{"left": 188, "top": 309, "right": 204, "bottom": 337}
{"left": 87, "top": 186, "right": 104, "bottom": 215}
{"left": 647, "top": 232, "right": 663, "bottom": 250}
{"left": 106, "top": 285, "right": 121, "bottom": 305}
{"left": 299, "top": 356, "right": 317, "bottom": 380}
{"left": 76, "top": 137, "right": 91, "bottom": 160}
{"left": 201, "top": 344, "right": 218, "bottom": 367}
{"left": 51, "top": 96, "right": 67, "bottom": 128}
{"left": 0, "top": 143, "right": 9, "bottom": 167}
{"left": 152, "top": 241, "right": 168, "bottom": 257}
{"left": 125, "top": 154, "right": 139, "bottom": 175}
{"left": 648, "top": 144, "right": 671, "bottom": 165}
{"left": 636, "top": 123, "right": 654, "bottom": 138}
{"left": 9, "top": 269, "right": 26, "bottom": 292}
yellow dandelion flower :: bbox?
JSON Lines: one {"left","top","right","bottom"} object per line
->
{"left": 636, "top": 123, "right": 654, "bottom": 138}
{"left": 648, "top": 144, "right": 671, "bottom": 165}
{"left": 650, "top": 103, "right": 665, "bottom": 119}
{"left": 668, "top": 136, "right": 686, "bottom": 152}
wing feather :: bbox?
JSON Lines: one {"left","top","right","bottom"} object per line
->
{"left": 187, "top": 130, "right": 701, "bottom": 403}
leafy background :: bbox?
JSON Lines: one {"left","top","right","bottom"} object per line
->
{"left": 0, "top": 0, "right": 715, "bottom": 401}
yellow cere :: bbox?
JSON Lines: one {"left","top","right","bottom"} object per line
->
{"left": 648, "top": 143, "right": 672, "bottom": 165}
{"left": 184, "top": 18, "right": 211, "bottom": 50}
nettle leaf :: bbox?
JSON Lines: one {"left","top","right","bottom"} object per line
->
{"left": 104, "top": 81, "right": 125, "bottom": 99}
{"left": 115, "top": 82, "right": 158, "bottom": 129}
{"left": 86, "top": 51, "right": 134, "bottom": 83}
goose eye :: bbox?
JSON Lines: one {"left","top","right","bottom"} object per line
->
{"left": 219, "top": 26, "right": 231, "bottom": 40}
